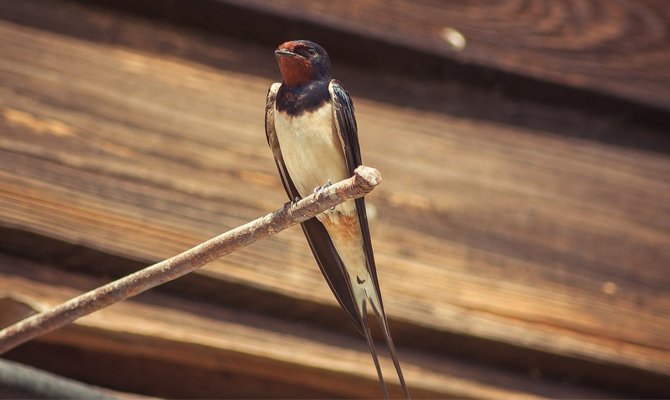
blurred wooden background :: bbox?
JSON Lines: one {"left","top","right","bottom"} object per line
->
{"left": 1, "top": 0, "right": 669, "bottom": 398}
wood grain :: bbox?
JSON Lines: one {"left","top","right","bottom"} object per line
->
{"left": 0, "top": 166, "right": 382, "bottom": 354}
{"left": 0, "top": 3, "right": 669, "bottom": 397}
{"left": 226, "top": 0, "right": 670, "bottom": 110}
{"left": 7, "top": 0, "right": 669, "bottom": 113}
{"left": 1, "top": 255, "right": 607, "bottom": 399}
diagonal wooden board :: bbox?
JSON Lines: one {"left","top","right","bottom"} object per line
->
{"left": 225, "top": 0, "right": 670, "bottom": 111}
{"left": 0, "top": 254, "right": 612, "bottom": 399}
{"left": 0, "top": 11, "right": 668, "bottom": 394}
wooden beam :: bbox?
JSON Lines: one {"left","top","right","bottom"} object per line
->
{"left": 0, "top": 166, "right": 382, "bottom": 354}
{"left": 0, "top": 2, "right": 668, "bottom": 396}
{"left": 11, "top": 0, "right": 667, "bottom": 112}
{"left": 1, "top": 255, "right": 610, "bottom": 399}
{"left": 224, "top": 0, "right": 670, "bottom": 111}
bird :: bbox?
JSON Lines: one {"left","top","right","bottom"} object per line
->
{"left": 265, "top": 39, "right": 409, "bottom": 399}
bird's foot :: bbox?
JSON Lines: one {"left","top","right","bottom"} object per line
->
{"left": 313, "top": 180, "right": 332, "bottom": 194}
{"left": 283, "top": 196, "right": 301, "bottom": 211}
{"left": 315, "top": 180, "right": 336, "bottom": 210}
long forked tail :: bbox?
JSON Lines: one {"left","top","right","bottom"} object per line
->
{"left": 362, "top": 300, "right": 389, "bottom": 399}
{"left": 362, "top": 299, "right": 410, "bottom": 399}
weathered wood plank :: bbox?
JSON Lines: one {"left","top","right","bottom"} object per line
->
{"left": 0, "top": 4, "right": 669, "bottom": 396}
{"left": 2, "top": 0, "right": 668, "bottom": 154}
{"left": 226, "top": 0, "right": 670, "bottom": 111}
{"left": 29, "top": 0, "right": 670, "bottom": 111}
{"left": 0, "top": 165, "right": 382, "bottom": 355}
{"left": 1, "top": 255, "right": 607, "bottom": 399}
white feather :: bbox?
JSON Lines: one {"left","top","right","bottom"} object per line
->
{"left": 274, "top": 102, "right": 380, "bottom": 314}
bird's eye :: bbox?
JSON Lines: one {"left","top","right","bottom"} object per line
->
{"left": 307, "top": 48, "right": 317, "bottom": 56}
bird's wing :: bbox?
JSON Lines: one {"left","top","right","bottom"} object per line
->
{"left": 265, "top": 82, "right": 364, "bottom": 335}
{"left": 328, "top": 80, "right": 382, "bottom": 309}
{"left": 329, "top": 80, "right": 410, "bottom": 399}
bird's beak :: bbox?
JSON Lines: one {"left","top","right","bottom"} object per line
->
{"left": 274, "top": 49, "right": 305, "bottom": 59}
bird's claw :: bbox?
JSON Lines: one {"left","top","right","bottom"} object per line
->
{"left": 283, "top": 196, "right": 301, "bottom": 210}
{"left": 312, "top": 181, "right": 335, "bottom": 211}
{"left": 313, "top": 180, "right": 333, "bottom": 194}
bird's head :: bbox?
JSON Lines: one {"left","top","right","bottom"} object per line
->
{"left": 274, "top": 40, "right": 331, "bottom": 87}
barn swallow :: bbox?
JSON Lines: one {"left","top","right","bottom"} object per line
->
{"left": 265, "top": 40, "right": 409, "bottom": 399}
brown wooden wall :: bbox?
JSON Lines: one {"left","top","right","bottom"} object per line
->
{"left": 1, "top": 0, "right": 669, "bottom": 398}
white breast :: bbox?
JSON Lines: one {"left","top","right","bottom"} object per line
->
{"left": 274, "top": 101, "right": 373, "bottom": 299}
{"left": 274, "top": 103, "right": 349, "bottom": 198}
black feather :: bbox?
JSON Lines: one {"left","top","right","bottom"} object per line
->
{"left": 329, "top": 80, "right": 384, "bottom": 311}
{"left": 265, "top": 84, "right": 364, "bottom": 335}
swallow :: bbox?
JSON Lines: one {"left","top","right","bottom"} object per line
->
{"left": 265, "top": 40, "right": 409, "bottom": 399}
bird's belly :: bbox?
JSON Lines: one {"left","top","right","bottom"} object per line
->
{"left": 274, "top": 104, "right": 369, "bottom": 283}
{"left": 274, "top": 105, "right": 348, "bottom": 197}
